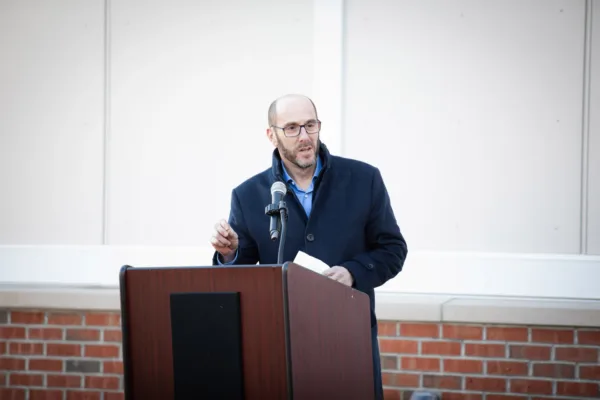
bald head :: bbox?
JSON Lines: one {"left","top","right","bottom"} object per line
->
{"left": 268, "top": 94, "right": 318, "bottom": 127}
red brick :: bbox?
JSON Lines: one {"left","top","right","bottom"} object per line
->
{"left": 30, "top": 390, "right": 63, "bottom": 400}
{"left": 11, "top": 311, "right": 45, "bottom": 324}
{"left": 400, "top": 357, "right": 440, "bottom": 371}
{"left": 555, "top": 346, "right": 598, "bottom": 362}
{"left": 382, "top": 372, "right": 419, "bottom": 387}
{"left": 0, "top": 358, "right": 26, "bottom": 370}
{"left": 580, "top": 365, "right": 600, "bottom": 380}
{"left": 85, "top": 312, "right": 120, "bottom": 326}
{"left": 531, "top": 328, "right": 574, "bottom": 344}
{"left": 487, "top": 327, "right": 528, "bottom": 342}
{"left": 9, "top": 342, "right": 44, "bottom": 355}
{"left": 0, "top": 341, "right": 5, "bottom": 354}
{"left": 443, "top": 325, "right": 483, "bottom": 340}
{"left": 47, "top": 343, "right": 81, "bottom": 356}
{"left": 466, "top": 377, "right": 507, "bottom": 392}
{"left": 29, "top": 327, "right": 63, "bottom": 340}
{"left": 103, "top": 330, "right": 122, "bottom": 342}
{"left": 487, "top": 396, "right": 527, "bottom": 400}
{"left": 557, "top": 381, "right": 599, "bottom": 398}
{"left": 510, "top": 379, "right": 553, "bottom": 395}
{"left": 465, "top": 343, "right": 505, "bottom": 357}
{"left": 532, "top": 362, "right": 575, "bottom": 379}
{"left": 47, "top": 374, "right": 82, "bottom": 388}
{"left": 422, "top": 341, "right": 461, "bottom": 356}
{"left": 9, "top": 373, "right": 44, "bottom": 386}
{"left": 66, "top": 328, "right": 101, "bottom": 341}
{"left": 103, "top": 361, "right": 124, "bottom": 374}
{"left": 378, "top": 321, "right": 398, "bottom": 336}
{"left": 29, "top": 358, "right": 63, "bottom": 371}
{"left": 48, "top": 313, "right": 83, "bottom": 325}
{"left": 383, "top": 389, "right": 402, "bottom": 400}
{"left": 85, "top": 376, "right": 120, "bottom": 390}
{"left": 104, "top": 394, "right": 125, "bottom": 400}
{"left": 379, "top": 339, "right": 418, "bottom": 354}
{"left": 0, "top": 372, "right": 5, "bottom": 385}
{"left": 0, "top": 327, "right": 26, "bottom": 339}
{"left": 578, "top": 329, "right": 600, "bottom": 346}
{"left": 443, "top": 358, "right": 483, "bottom": 374}
{"left": 440, "top": 393, "right": 482, "bottom": 400}
{"left": 66, "top": 392, "right": 102, "bottom": 400}
{"left": 399, "top": 323, "right": 438, "bottom": 338}
{"left": 423, "top": 374, "right": 461, "bottom": 390}
{"left": 509, "top": 345, "right": 551, "bottom": 360}
{"left": 85, "top": 344, "right": 120, "bottom": 358}
{"left": 487, "top": 361, "right": 529, "bottom": 376}
{"left": 0, "top": 388, "right": 26, "bottom": 400}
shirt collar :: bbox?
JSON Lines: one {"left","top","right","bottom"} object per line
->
{"left": 281, "top": 155, "right": 322, "bottom": 186}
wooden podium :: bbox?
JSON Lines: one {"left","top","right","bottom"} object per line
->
{"left": 119, "top": 262, "right": 374, "bottom": 400}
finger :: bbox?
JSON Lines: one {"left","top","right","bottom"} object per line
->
{"left": 325, "top": 271, "right": 341, "bottom": 280}
{"left": 210, "top": 236, "right": 223, "bottom": 248}
{"left": 322, "top": 268, "right": 335, "bottom": 276}
{"left": 213, "top": 234, "right": 231, "bottom": 247}
{"left": 332, "top": 272, "right": 344, "bottom": 281}
{"left": 215, "top": 225, "right": 229, "bottom": 238}
{"left": 220, "top": 219, "right": 231, "bottom": 231}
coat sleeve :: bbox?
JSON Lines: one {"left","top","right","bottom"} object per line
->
{"left": 341, "top": 167, "right": 407, "bottom": 292}
{"left": 212, "top": 188, "right": 260, "bottom": 266}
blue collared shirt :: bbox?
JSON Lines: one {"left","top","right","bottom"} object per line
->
{"left": 280, "top": 156, "right": 322, "bottom": 217}
{"left": 218, "top": 156, "right": 322, "bottom": 265}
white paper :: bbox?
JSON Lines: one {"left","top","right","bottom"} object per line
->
{"left": 293, "top": 251, "right": 330, "bottom": 274}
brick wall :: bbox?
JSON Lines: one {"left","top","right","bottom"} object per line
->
{"left": 1, "top": 310, "right": 123, "bottom": 400}
{"left": 1, "top": 310, "right": 599, "bottom": 400}
{"left": 378, "top": 321, "right": 600, "bottom": 400}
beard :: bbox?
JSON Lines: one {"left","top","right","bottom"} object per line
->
{"left": 277, "top": 137, "right": 320, "bottom": 169}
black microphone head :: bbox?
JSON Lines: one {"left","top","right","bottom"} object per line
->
{"left": 270, "top": 181, "right": 287, "bottom": 196}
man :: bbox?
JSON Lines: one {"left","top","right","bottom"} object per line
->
{"left": 210, "top": 94, "right": 407, "bottom": 399}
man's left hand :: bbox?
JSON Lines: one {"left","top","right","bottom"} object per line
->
{"left": 323, "top": 266, "right": 354, "bottom": 287}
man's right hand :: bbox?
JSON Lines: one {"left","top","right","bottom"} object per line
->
{"left": 210, "top": 219, "right": 239, "bottom": 263}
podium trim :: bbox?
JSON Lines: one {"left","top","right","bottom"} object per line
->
{"left": 119, "top": 264, "right": 134, "bottom": 400}
{"left": 282, "top": 261, "right": 293, "bottom": 400}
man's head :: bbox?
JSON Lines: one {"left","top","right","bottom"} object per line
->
{"left": 266, "top": 94, "right": 321, "bottom": 170}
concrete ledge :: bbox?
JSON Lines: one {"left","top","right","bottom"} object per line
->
{"left": 443, "top": 297, "right": 600, "bottom": 327}
{"left": 0, "top": 284, "right": 599, "bottom": 327}
{"left": 0, "top": 284, "right": 120, "bottom": 311}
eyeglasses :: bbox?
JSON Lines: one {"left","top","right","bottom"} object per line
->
{"left": 272, "top": 119, "right": 321, "bottom": 137}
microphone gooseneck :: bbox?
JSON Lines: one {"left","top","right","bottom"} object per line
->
{"left": 265, "top": 181, "right": 289, "bottom": 264}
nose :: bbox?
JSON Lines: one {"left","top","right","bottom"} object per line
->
{"left": 298, "top": 126, "right": 310, "bottom": 140}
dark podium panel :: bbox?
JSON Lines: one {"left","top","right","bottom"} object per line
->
{"left": 119, "top": 262, "right": 374, "bottom": 400}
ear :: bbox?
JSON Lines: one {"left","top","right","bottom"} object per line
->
{"left": 266, "top": 127, "right": 278, "bottom": 147}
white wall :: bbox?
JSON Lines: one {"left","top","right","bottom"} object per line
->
{"left": 0, "top": 0, "right": 599, "bottom": 299}
{"left": 107, "top": 0, "right": 316, "bottom": 245}
{"left": 0, "top": 0, "right": 105, "bottom": 244}
{"left": 344, "top": 0, "right": 587, "bottom": 255}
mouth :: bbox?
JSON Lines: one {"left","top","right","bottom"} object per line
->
{"left": 298, "top": 146, "right": 313, "bottom": 153}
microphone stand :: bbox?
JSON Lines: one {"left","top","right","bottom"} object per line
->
{"left": 265, "top": 200, "right": 288, "bottom": 265}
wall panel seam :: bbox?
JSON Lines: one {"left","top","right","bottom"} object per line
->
{"left": 102, "top": 0, "right": 112, "bottom": 245}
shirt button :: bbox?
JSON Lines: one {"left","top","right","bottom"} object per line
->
{"left": 306, "top": 233, "right": 314, "bottom": 242}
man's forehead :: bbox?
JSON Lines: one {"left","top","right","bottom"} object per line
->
{"left": 275, "top": 97, "right": 316, "bottom": 124}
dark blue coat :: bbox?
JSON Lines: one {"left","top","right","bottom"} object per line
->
{"left": 212, "top": 143, "right": 408, "bottom": 326}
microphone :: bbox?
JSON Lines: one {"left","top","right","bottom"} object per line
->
{"left": 269, "top": 181, "right": 287, "bottom": 241}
